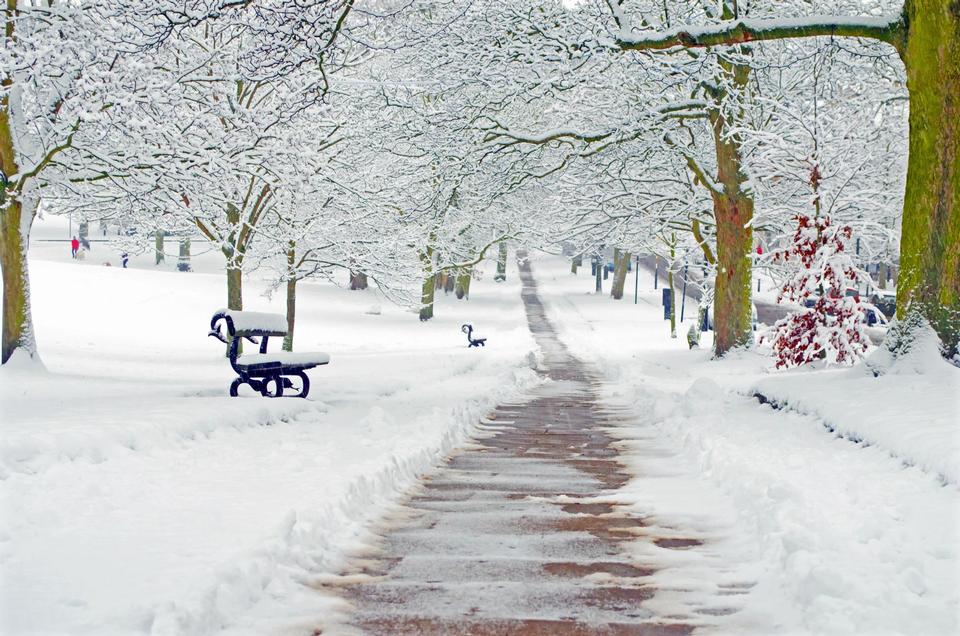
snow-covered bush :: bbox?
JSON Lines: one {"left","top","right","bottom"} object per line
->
{"left": 765, "top": 213, "right": 867, "bottom": 368}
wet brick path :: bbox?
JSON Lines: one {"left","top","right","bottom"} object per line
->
{"left": 327, "top": 258, "right": 701, "bottom": 635}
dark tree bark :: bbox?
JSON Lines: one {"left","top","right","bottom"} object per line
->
{"left": 349, "top": 270, "right": 368, "bottom": 290}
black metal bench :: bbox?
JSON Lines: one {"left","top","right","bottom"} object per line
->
{"left": 208, "top": 309, "right": 330, "bottom": 398}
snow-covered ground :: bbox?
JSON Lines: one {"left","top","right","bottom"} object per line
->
{"left": 0, "top": 217, "right": 537, "bottom": 635}
{"left": 3, "top": 226, "right": 957, "bottom": 635}
{"left": 533, "top": 254, "right": 960, "bottom": 635}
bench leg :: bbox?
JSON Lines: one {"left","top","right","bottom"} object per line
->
{"left": 281, "top": 371, "right": 310, "bottom": 398}
{"left": 229, "top": 377, "right": 244, "bottom": 397}
{"left": 260, "top": 375, "right": 284, "bottom": 398}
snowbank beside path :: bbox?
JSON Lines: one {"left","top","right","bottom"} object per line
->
{"left": 748, "top": 348, "right": 960, "bottom": 485}
{"left": 1, "top": 244, "right": 536, "bottom": 635}
{"left": 531, "top": 254, "right": 960, "bottom": 635}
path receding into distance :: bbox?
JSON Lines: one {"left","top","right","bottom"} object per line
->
{"left": 323, "top": 258, "right": 746, "bottom": 635}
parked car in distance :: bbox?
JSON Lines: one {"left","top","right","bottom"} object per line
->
{"left": 868, "top": 290, "right": 896, "bottom": 319}
{"left": 861, "top": 302, "right": 889, "bottom": 328}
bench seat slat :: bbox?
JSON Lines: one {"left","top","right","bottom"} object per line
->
{"left": 236, "top": 351, "right": 331, "bottom": 370}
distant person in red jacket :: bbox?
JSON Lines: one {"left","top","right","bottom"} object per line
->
{"left": 71, "top": 236, "right": 79, "bottom": 259}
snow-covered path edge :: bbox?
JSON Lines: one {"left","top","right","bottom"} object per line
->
{"left": 168, "top": 364, "right": 543, "bottom": 636}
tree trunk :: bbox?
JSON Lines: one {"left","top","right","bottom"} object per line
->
{"left": 571, "top": 254, "right": 582, "bottom": 274}
{"left": 710, "top": 59, "right": 755, "bottom": 356}
{"left": 282, "top": 244, "right": 296, "bottom": 351}
{"left": 455, "top": 270, "right": 472, "bottom": 299}
{"left": 879, "top": 262, "right": 889, "bottom": 290}
{"left": 79, "top": 221, "right": 88, "bottom": 242}
{"left": 349, "top": 270, "right": 368, "bottom": 290}
{"left": 495, "top": 240, "right": 507, "bottom": 282}
{"left": 897, "top": 0, "right": 960, "bottom": 356}
{"left": 668, "top": 260, "right": 677, "bottom": 339}
{"left": 227, "top": 265, "right": 242, "bottom": 311}
{"left": 177, "top": 238, "right": 191, "bottom": 272}
{"left": 155, "top": 230, "right": 165, "bottom": 265}
{"left": 419, "top": 245, "right": 436, "bottom": 321}
{"left": 419, "top": 274, "right": 436, "bottom": 321}
{"left": 594, "top": 256, "right": 602, "bottom": 293}
{"left": 444, "top": 271, "right": 455, "bottom": 294}
{"left": 0, "top": 198, "right": 39, "bottom": 364}
{"left": 284, "top": 280, "right": 296, "bottom": 352}
{"left": 611, "top": 249, "right": 631, "bottom": 299}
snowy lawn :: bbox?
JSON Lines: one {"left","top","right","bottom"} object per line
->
{"left": 532, "top": 253, "right": 959, "bottom": 635}
{"left": 0, "top": 229, "right": 536, "bottom": 635}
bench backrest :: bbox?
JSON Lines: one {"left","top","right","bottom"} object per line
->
{"left": 211, "top": 309, "right": 288, "bottom": 338}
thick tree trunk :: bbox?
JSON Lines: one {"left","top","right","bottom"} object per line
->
{"left": 0, "top": 199, "right": 39, "bottom": 364}
{"left": 879, "top": 262, "right": 889, "bottom": 290}
{"left": 455, "top": 270, "right": 472, "bottom": 299}
{"left": 444, "top": 271, "right": 455, "bottom": 294}
{"left": 611, "top": 249, "right": 631, "bottom": 299}
{"left": 155, "top": 230, "right": 165, "bottom": 265}
{"left": 713, "top": 194, "right": 754, "bottom": 353}
{"left": 227, "top": 265, "right": 242, "bottom": 311}
{"left": 495, "top": 241, "right": 507, "bottom": 282}
{"left": 571, "top": 254, "right": 582, "bottom": 274}
{"left": 710, "top": 59, "right": 755, "bottom": 356}
{"left": 897, "top": 0, "right": 960, "bottom": 356}
{"left": 349, "top": 270, "right": 368, "bottom": 290}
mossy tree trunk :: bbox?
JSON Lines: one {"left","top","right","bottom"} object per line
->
{"left": 897, "top": 0, "right": 960, "bottom": 356}
{"left": 419, "top": 243, "right": 436, "bottom": 321}
{"left": 610, "top": 249, "right": 632, "bottom": 299}
{"left": 0, "top": 198, "right": 39, "bottom": 364}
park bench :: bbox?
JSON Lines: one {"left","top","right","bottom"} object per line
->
{"left": 208, "top": 309, "right": 329, "bottom": 398}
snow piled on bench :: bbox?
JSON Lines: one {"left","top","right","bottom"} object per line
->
{"left": 218, "top": 309, "right": 289, "bottom": 334}
{"left": 236, "top": 351, "right": 331, "bottom": 367}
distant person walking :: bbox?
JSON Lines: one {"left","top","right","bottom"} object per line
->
{"left": 71, "top": 236, "right": 79, "bottom": 259}
{"left": 121, "top": 252, "right": 129, "bottom": 268}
